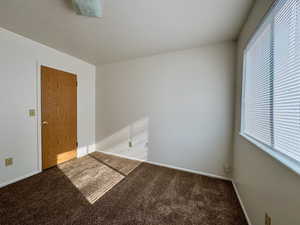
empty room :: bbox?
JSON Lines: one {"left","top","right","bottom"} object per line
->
{"left": 0, "top": 0, "right": 300, "bottom": 225}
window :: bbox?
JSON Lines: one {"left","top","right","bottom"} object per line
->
{"left": 242, "top": 0, "right": 300, "bottom": 173}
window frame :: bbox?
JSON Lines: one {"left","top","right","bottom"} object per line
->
{"left": 240, "top": 0, "right": 300, "bottom": 175}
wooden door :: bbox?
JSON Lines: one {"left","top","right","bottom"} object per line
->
{"left": 41, "top": 66, "right": 77, "bottom": 170}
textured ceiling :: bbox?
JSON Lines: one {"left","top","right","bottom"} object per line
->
{"left": 0, "top": 0, "right": 253, "bottom": 64}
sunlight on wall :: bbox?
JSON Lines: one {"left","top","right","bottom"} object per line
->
{"left": 96, "top": 117, "right": 149, "bottom": 161}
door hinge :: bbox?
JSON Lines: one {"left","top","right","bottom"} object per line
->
{"left": 76, "top": 81, "right": 78, "bottom": 87}
{"left": 76, "top": 141, "right": 78, "bottom": 148}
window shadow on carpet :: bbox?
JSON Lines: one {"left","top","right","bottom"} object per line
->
{"left": 57, "top": 152, "right": 141, "bottom": 204}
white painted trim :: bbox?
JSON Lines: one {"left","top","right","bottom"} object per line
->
{"left": 240, "top": 133, "right": 300, "bottom": 176}
{"left": 36, "top": 61, "right": 42, "bottom": 172}
{"left": 0, "top": 170, "right": 40, "bottom": 188}
{"left": 146, "top": 160, "right": 232, "bottom": 181}
{"left": 97, "top": 150, "right": 146, "bottom": 162}
{"left": 232, "top": 181, "right": 252, "bottom": 225}
{"left": 96, "top": 150, "right": 231, "bottom": 181}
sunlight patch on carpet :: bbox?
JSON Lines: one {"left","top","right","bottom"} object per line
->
{"left": 57, "top": 154, "right": 140, "bottom": 204}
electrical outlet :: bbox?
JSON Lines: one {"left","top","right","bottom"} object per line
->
{"left": 129, "top": 141, "right": 133, "bottom": 148}
{"left": 5, "top": 158, "right": 13, "bottom": 167}
{"left": 265, "top": 213, "right": 271, "bottom": 225}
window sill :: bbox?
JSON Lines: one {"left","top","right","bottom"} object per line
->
{"left": 239, "top": 133, "right": 300, "bottom": 176}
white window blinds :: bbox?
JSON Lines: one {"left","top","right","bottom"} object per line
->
{"left": 243, "top": 0, "right": 300, "bottom": 163}
{"left": 244, "top": 24, "right": 272, "bottom": 146}
{"left": 273, "top": 0, "right": 300, "bottom": 161}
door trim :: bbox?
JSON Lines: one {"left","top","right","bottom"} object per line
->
{"left": 36, "top": 61, "right": 78, "bottom": 172}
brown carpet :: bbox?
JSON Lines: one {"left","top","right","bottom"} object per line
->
{"left": 0, "top": 152, "right": 248, "bottom": 225}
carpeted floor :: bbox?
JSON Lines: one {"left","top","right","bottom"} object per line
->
{"left": 0, "top": 152, "right": 248, "bottom": 225}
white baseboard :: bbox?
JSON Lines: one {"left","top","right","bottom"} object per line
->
{"left": 96, "top": 150, "right": 231, "bottom": 181}
{"left": 232, "top": 181, "right": 252, "bottom": 225}
{"left": 97, "top": 150, "right": 146, "bottom": 162}
{"left": 0, "top": 170, "right": 41, "bottom": 188}
{"left": 146, "top": 160, "right": 232, "bottom": 181}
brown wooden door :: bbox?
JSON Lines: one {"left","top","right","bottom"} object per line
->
{"left": 41, "top": 66, "right": 77, "bottom": 170}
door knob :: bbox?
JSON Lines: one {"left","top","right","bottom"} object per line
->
{"left": 42, "top": 121, "right": 49, "bottom": 125}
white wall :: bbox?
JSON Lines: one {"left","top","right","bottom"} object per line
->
{"left": 96, "top": 42, "right": 236, "bottom": 178}
{"left": 0, "top": 28, "right": 96, "bottom": 187}
{"left": 233, "top": 1, "right": 300, "bottom": 225}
